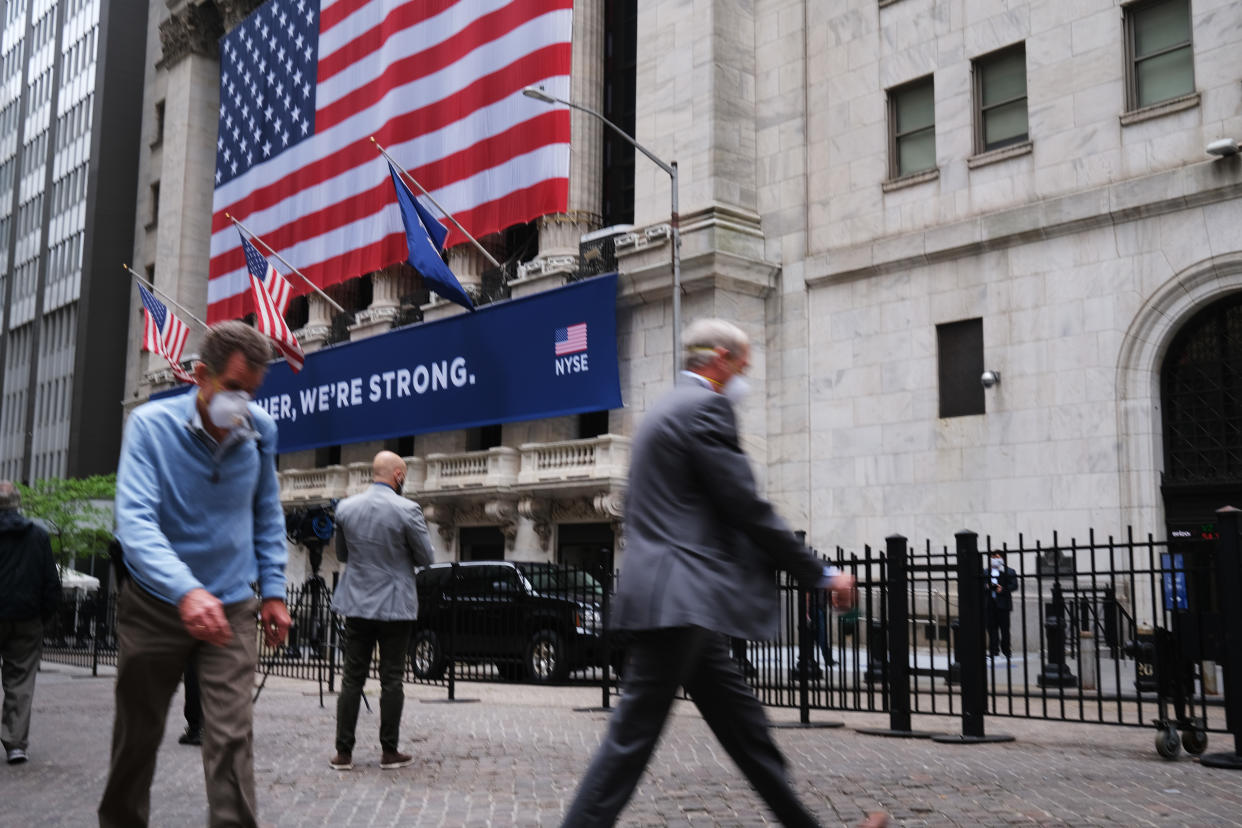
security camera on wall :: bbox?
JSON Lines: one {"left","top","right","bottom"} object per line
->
{"left": 980, "top": 370, "right": 1001, "bottom": 389}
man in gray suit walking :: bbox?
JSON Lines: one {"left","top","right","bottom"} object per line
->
{"left": 329, "top": 451, "right": 434, "bottom": 771}
{"left": 562, "top": 319, "right": 870, "bottom": 827}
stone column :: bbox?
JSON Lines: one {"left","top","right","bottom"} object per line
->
{"left": 422, "top": 244, "right": 493, "bottom": 321}
{"left": 512, "top": 0, "right": 604, "bottom": 294}
{"left": 349, "top": 265, "right": 405, "bottom": 339}
{"left": 295, "top": 293, "right": 333, "bottom": 353}
{"left": 152, "top": 2, "right": 224, "bottom": 372}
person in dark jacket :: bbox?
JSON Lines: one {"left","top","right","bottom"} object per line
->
{"left": 0, "top": 480, "right": 60, "bottom": 764}
{"left": 560, "top": 319, "right": 884, "bottom": 828}
{"left": 985, "top": 550, "right": 1019, "bottom": 658}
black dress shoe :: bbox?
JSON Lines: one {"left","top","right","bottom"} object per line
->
{"left": 178, "top": 728, "right": 202, "bottom": 746}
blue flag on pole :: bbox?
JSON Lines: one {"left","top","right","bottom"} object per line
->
{"left": 388, "top": 163, "right": 475, "bottom": 312}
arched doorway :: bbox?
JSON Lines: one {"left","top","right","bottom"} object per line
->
{"left": 1160, "top": 292, "right": 1242, "bottom": 527}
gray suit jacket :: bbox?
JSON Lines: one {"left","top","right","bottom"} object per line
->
{"left": 611, "top": 380, "right": 824, "bottom": 641}
{"left": 331, "top": 483, "right": 435, "bottom": 620}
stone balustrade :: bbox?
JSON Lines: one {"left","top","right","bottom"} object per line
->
{"left": 279, "top": 465, "right": 349, "bottom": 502}
{"left": 517, "top": 434, "right": 630, "bottom": 485}
{"left": 277, "top": 436, "right": 629, "bottom": 505}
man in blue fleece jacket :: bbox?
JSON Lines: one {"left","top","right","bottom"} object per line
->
{"left": 98, "top": 321, "right": 291, "bottom": 828}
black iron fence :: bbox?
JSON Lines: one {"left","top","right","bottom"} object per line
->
{"left": 40, "top": 521, "right": 1242, "bottom": 760}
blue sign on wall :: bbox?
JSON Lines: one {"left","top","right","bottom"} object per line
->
{"left": 1161, "top": 552, "right": 1189, "bottom": 611}
{"left": 163, "top": 273, "right": 623, "bottom": 453}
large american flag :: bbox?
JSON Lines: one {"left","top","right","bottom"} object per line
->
{"left": 138, "top": 283, "right": 194, "bottom": 383}
{"left": 241, "top": 234, "right": 307, "bottom": 372}
{"left": 207, "top": 0, "right": 572, "bottom": 323}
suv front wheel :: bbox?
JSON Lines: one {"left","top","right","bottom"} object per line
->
{"left": 409, "top": 629, "right": 446, "bottom": 680}
{"left": 526, "top": 629, "right": 568, "bottom": 683}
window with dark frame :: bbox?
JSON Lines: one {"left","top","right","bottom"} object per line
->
{"left": 577, "top": 410, "right": 610, "bottom": 439}
{"left": 601, "top": 0, "right": 636, "bottom": 226}
{"left": 973, "top": 44, "right": 1028, "bottom": 153}
{"left": 148, "top": 181, "right": 159, "bottom": 228}
{"left": 152, "top": 99, "right": 164, "bottom": 147}
{"left": 466, "top": 424, "right": 502, "bottom": 451}
{"left": 1125, "top": 0, "right": 1195, "bottom": 111}
{"left": 388, "top": 434, "right": 414, "bottom": 457}
{"left": 937, "top": 318, "right": 985, "bottom": 418}
{"left": 887, "top": 76, "right": 936, "bottom": 179}
{"left": 314, "top": 444, "right": 342, "bottom": 467}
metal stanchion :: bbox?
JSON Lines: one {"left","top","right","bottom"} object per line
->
{"left": 1037, "top": 582, "right": 1078, "bottom": 688}
{"left": 422, "top": 562, "right": 478, "bottom": 705}
{"left": 576, "top": 549, "right": 616, "bottom": 714}
{"left": 933, "top": 531, "right": 1013, "bottom": 744}
{"left": 858, "top": 535, "right": 940, "bottom": 738}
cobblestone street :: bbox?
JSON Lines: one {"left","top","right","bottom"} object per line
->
{"left": 5, "top": 661, "right": 1241, "bottom": 826}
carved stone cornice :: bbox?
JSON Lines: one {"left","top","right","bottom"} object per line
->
{"left": 484, "top": 498, "right": 519, "bottom": 553}
{"left": 593, "top": 491, "right": 624, "bottom": 521}
{"left": 540, "top": 210, "right": 603, "bottom": 228}
{"left": 452, "top": 502, "right": 487, "bottom": 526}
{"left": 158, "top": 3, "right": 223, "bottom": 69}
{"left": 214, "top": 0, "right": 266, "bottom": 32}
{"left": 517, "top": 255, "right": 577, "bottom": 280}
{"left": 293, "top": 324, "right": 331, "bottom": 354}
{"left": 550, "top": 497, "right": 595, "bottom": 523}
{"left": 518, "top": 497, "right": 552, "bottom": 552}
{"left": 421, "top": 503, "right": 456, "bottom": 546}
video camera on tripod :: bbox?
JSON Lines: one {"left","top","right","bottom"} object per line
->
{"left": 280, "top": 501, "right": 339, "bottom": 661}
{"left": 285, "top": 501, "right": 338, "bottom": 576}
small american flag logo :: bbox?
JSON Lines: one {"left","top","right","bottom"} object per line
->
{"left": 555, "top": 323, "right": 588, "bottom": 356}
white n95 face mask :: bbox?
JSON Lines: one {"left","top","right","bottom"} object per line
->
{"left": 723, "top": 375, "right": 750, "bottom": 404}
{"left": 207, "top": 390, "right": 251, "bottom": 430}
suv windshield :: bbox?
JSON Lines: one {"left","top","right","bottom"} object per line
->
{"left": 517, "top": 564, "right": 604, "bottom": 602}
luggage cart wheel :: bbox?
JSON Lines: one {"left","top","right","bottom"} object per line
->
{"left": 1181, "top": 727, "right": 1208, "bottom": 756}
{"left": 1155, "top": 725, "right": 1181, "bottom": 759}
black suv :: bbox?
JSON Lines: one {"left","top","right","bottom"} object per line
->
{"left": 410, "top": 561, "right": 611, "bottom": 683}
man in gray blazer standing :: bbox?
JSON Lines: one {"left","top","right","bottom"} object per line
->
{"left": 561, "top": 319, "right": 865, "bottom": 827}
{"left": 329, "top": 451, "right": 434, "bottom": 771}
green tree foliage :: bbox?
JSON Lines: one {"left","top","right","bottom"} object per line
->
{"left": 16, "top": 475, "right": 115, "bottom": 567}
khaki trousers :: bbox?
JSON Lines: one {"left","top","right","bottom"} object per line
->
{"left": 98, "top": 583, "right": 259, "bottom": 828}
{"left": 0, "top": 617, "right": 43, "bottom": 752}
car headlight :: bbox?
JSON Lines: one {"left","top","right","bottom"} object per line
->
{"left": 576, "top": 607, "right": 601, "bottom": 634}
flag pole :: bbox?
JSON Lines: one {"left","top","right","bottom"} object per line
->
{"left": 371, "top": 137, "right": 503, "bottom": 270}
{"left": 123, "top": 264, "right": 209, "bottom": 330}
{"left": 224, "top": 214, "right": 348, "bottom": 314}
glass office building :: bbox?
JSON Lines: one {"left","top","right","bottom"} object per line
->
{"left": 0, "top": 0, "right": 146, "bottom": 482}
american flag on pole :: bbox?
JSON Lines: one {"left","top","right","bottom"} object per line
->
{"left": 248, "top": 233, "right": 294, "bottom": 316}
{"left": 138, "top": 283, "right": 195, "bottom": 383}
{"left": 206, "top": 0, "right": 572, "bottom": 323}
{"left": 554, "top": 322, "right": 586, "bottom": 356}
{"left": 241, "top": 233, "right": 307, "bottom": 372}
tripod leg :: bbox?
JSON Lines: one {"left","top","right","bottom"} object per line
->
{"left": 255, "top": 577, "right": 314, "bottom": 704}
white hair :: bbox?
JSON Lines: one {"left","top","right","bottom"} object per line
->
{"left": 682, "top": 318, "right": 749, "bottom": 371}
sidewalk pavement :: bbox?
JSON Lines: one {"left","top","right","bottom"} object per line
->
{"left": 6, "top": 660, "right": 1241, "bottom": 826}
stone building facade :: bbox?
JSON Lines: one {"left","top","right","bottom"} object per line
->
{"left": 125, "top": 0, "right": 1242, "bottom": 582}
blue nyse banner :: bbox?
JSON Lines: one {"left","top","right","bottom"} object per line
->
{"left": 202, "top": 273, "right": 620, "bottom": 453}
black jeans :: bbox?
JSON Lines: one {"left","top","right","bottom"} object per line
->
{"left": 561, "top": 628, "right": 819, "bottom": 827}
{"left": 985, "top": 602, "right": 1011, "bottom": 657}
{"left": 335, "top": 617, "right": 412, "bottom": 754}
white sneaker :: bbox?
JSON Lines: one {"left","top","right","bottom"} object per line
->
{"left": 6, "top": 748, "right": 28, "bottom": 764}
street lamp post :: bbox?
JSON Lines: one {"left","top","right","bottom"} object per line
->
{"left": 523, "top": 86, "right": 681, "bottom": 376}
